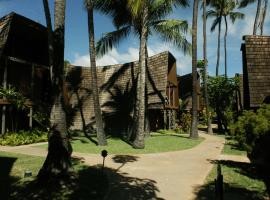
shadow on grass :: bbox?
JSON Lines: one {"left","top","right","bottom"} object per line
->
{"left": 2, "top": 156, "right": 162, "bottom": 200}
{"left": 150, "top": 134, "right": 189, "bottom": 139}
{"left": 0, "top": 156, "right": 19, "bottom": 200}
{"left": 194, "top": 159, "right": 269, "bottom": 200}
{"left": 194, "top": 181, "right": 266, "bottom": 200}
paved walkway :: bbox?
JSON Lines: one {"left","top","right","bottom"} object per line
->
{"left": 0, "top": 132, "right": 228, "bottom": 200}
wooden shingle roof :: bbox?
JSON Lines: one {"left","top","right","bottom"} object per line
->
{"left": 0, "top": 12, "right": 49, "bottom": 66}
{"left": 65, "top": 51, "right": 177, "bottom": 130}
{"left": 241, "top": 35, "right": 270, "bottom": 108}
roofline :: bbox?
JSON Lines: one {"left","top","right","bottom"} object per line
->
{"left": 70, "top": 51, "right": 176, "bottom": 68}
{"left": 0, "top": 12, "right": 47, "bottom": 30}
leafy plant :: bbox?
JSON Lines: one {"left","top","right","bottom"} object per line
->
{"left": 208, "top": 76, "right": 239, "bottom": 133}
{"left": 178, "top": 112, "right": 192, "bottom": 132}
{"left": 0, "top": 86, "right": 27, "bottom": 110}
{"left": 0, "top": 129, "right": 48, "bottom": 146}
{"left": 231, "top": 104, "right": 270, "bottom": 165}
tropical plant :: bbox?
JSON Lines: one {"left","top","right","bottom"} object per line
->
{"left": 239, "top": 0, "right": 268, "bottom": 35}
{"left": 0, "top": 86, "right": 27, "bottom": 110}
{"left": 0, "top": 128, "right": 48, "bottom": 146}
{"left": 96, "top": 0, "right": 191, "bottom": 148}
{"left": 84, "top": 0, "right": 107, "bottom": 146}
{"left": 39, "top": 0, "right": 72, "bottom": 178}
{"left": 207, "top": 0, "right": 244, "bottom": 77}
{"left": 231, "top": 104, "right": 270, "bottom": 166}
{"left": 208, "top": 76, "right": 239, "bottom": 133}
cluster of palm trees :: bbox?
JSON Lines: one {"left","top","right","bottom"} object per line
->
{"left": 38, "top": 0, "right": 268, "bottom": 177}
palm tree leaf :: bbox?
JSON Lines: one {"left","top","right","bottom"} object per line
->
{"left": 229, "top": 11, "right": 245, "bottom": 23}
{"left": 151, "top": 19, "right": 189, "bottom": 33}
{"left": 96, "top": 26, "right": 131, "bottom": 57}
{"left": 238, "top": 0, "right": 256, "bottom": 8}
{"left": 206, "top": 10, "right": 219, "bottom": 19}
{"left": 153, "top": 21, "right": 191, "bottom": 55}
{"left": 210, "top": 16, "right": 221, "bottom": 32}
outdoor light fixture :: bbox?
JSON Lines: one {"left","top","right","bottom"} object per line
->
{"left": 24, "top": 170, "right": 32, "bottom": 178}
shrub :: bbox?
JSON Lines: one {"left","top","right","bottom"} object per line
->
{"left": 231, "top": 104, "right": 270, "bottom": 165}
{"left": 178, "top": 112, "right": 192, "bottom": 132}
{"left": 0, "top": 129, "right": 48, "bottom": 146}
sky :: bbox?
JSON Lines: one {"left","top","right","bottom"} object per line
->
{"left": 0, "top": 0, "right": 269, "bottom": 77}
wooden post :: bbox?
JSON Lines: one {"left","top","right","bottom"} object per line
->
{"left": 29, "top": 107, "right": 33, "bottom": 129}
{"left": 29, "top": 64, "right": 34, "bottom": 129}
{"left": 1, "top": 58, "right": 7, "bottom": 134}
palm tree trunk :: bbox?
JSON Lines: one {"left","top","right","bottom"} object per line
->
{"left": 260, "top": 0, "right": 268, "bottom": 35}
{"left": 42, "top": 0, "right": 54, "bottom": 82}
{"left": 253, "top": 0, "right": 261, "bottom": 35}
{"left": 133, "top": 5, "right": 148, "bottom": 148}
{"left": 216, "top": 19, "right": 221, "bottom": 76}
{"left": 224, "top": 16, "right": 228, "bottom": 77}
{"left": 190, "top": 0, "right": 199, "bottom": 139}
{"left": 39, "top": 0, "right": 72, "bottom": 179}
{"left": 144, "top": 44, "right": 150, "bottom": 137}
{"left": 87, "top": 3, "right": 107, "bottom": 146}
{"left": 203, "top": 0, "right": 212, "bottom": 134}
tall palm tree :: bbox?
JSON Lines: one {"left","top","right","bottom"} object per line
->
{"left": 85, "top": 0, "right": 107, "bottom": 146}
{"left": 222, "top": 1, "right": 244, "bottom": 77}
{"left": 203, "top": 0, "right": 213, "bottom": 134}
{"left": 190, "top": 0, "right": 199, "bottom": 138}
{"left": 207, "top": 0, "right": 244, "bottom": 77}
{"left": 206, "top": 0, "right": 223, "bottom": 76}
{"left": 96, "top": 0, "right": 190, "bottom": 148}
{"left": 239, "top": 0, "right": 268, "bottom": 35}
{"left": 39, "top": 0, "right": 72, "bottom": 178}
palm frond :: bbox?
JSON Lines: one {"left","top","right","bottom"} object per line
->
{"left": 206, "top": 10, "right": 219, "bottom": 19}
{"left": 210, "top": 16, "right": 222, "bottom": 32}
{"left": 153, "top": 20, "right": 191, "bottom": 55}
{"left": 152, "top": 19, "right": 189, "bottom": 34}
{"left": 127, "top": 0, "right": 144, "bottom": 17}
{"left": 229, "top": 11, "right": 245, "bottom": 23}
{"left": 238, "top": 0, "right": 256, "bottom": 8}
{"left": 96, "top": 26, "right": 131, "bottom": 57}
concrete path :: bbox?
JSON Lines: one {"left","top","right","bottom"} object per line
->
{"left": 0, "top": 132, "right": 226, "bottom": 200}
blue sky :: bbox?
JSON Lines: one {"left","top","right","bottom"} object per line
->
{"left": 0, "top": 0, "right": 269, "bottom": 77}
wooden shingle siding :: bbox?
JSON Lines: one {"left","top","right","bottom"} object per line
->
{"left": 65, "top": 51, "right": 178, "bottom": 130}
{"left": 242, "top": 35, "right": 270, "bottom": 108}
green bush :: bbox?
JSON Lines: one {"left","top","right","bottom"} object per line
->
{"left": 231, "top": 104, "right": 270, "bottom": 165}
{"left": 178, "top": 112, "right": 192, "bottom": 132}
{"left": 0, "top": 129, "right": 48, "bottom": 146}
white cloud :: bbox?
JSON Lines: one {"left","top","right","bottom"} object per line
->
{"left": 72, "top": 47, "right": 140, "bottom": 67}
{"left": 72, "top": 43, "right": 192, "bottom": 75}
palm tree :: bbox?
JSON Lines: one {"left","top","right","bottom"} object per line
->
{"left": 222, "top": 0, "right": 244, "bottom": 77}
{"left": 39, "top": 0, "right": 72, "bottom": 178}
{"left": 207, "top": 0, "right": 244, "bottom": 77}
{"left": 190, "top": 0, "right": 199, "bottom": 138}
{"left": 206, "top": 0, "right": 223, "bottom": 76}
{"left": 203, "top": 0, "right": 213, "bottom": 134}
{"left": 96, "top": 0, "right": 190, "bottom": 148}
{"left": 239, "top": 0, "right": 268, "bottom": 35}
{"left": 85, "top": 0, "right": 107, "bottom": 146}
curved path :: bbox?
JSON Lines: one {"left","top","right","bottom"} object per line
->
{"left": 0, "top": 132, "right": 225, "bottom": 200}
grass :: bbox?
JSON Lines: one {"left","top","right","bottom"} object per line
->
{"left": 0, "top": 151, "right": 165, "bottom": 199}
{"left": 0, "top": 151, "right": 107, "bottom": 199}
{"left": 222, "top": 136, "right": 247, "bottom": 156}
{"left": 36, "top": 132, "right": 204, "bottom": 154}
{"left": 196, "top": 160, "right": 269, "bottom": 200}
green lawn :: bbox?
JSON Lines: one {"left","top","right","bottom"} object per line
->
{"left": 0, "top": 151, "right": 108, "bottom": 199}
{"left": 196, "top": 161, "right": 269, "bottom": 199}
{"left": 222, "top": 136, "right": 246, "bottom": 156}
{"left": 36, "top": 133, "right": 204, "bottom": 154}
